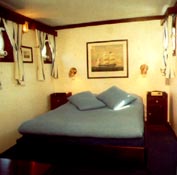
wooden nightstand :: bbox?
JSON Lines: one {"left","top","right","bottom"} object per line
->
{"left": 147, "top": 91, "right": 167, "bottom": 125}
{"left": 50, "top": 92, "right": 72, "bottom": 110}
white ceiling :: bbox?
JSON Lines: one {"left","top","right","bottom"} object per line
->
{"left": 0, "top": 0, "right": 176, "bottom": 27}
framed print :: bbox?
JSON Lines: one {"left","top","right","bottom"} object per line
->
{"left": 21, "top": 46, "right": 33, "bottom": 63}
{"left": 86, "top": 40, "right": 128, "bottom": 78}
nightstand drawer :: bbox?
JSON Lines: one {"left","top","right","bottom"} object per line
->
{"left": 147, "top": 98, "right": 165, "bottom": 105}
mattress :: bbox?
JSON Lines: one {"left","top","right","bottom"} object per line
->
{"left": 18, "top": 95, "right": 144, "bottom": 139}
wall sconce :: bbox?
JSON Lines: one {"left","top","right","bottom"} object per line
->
{"left": 69, "top": 67, "right": 77, "bottom": 78}
{"left": 140, "top": 64, "right": 148, "bottom": 75}
{"left": 22, "top": 21, "right": 29, "bottom": 33}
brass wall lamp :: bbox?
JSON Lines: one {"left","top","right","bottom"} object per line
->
{"left": 22, "top": 21, "right": 29, "bottom": 33}
{"left": 140, "top": 64, "right": 148, "bottom": 75}
{"left": 69, "top": 67, "right": 77, "bottom": 78}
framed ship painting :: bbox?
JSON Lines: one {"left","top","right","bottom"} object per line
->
{"left": 86, "top": 40, "right": 128, "bottom": 78}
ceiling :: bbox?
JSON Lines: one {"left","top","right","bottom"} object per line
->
{"left": 0, "top": 0, "right": 176, "bottom": 27}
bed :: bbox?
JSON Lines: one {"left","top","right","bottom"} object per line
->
{"left": 17, "top": 86, "right": 146, "bottom": 164}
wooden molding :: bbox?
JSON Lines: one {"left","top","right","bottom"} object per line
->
{"left": 165, "top": 6, "right": 177, "bottom": 16}
{"left": 54, "top": 16, "right": 164, "bottom": 30}
{"left": 161, "top": 3, "right": 177, "bottom": 25}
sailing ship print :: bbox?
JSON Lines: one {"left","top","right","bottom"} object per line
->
{"left": 91, "top": 50, "right": 124, "bottom": 72}
{"left": 87, "top": 40, "right": 128, "bottom": 78}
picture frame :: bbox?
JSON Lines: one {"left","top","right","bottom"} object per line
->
{"left": 86, "top": 40, "right": 128, "bottom": 79}
{"left": 21, "top": 46, "right": 33, "bottom": 63}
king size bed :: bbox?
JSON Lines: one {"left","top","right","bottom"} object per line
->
{"left": 16, "top": 86, "right": 146, "bottom": 164}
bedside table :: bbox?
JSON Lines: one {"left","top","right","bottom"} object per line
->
{"left": 146, "top": 91, "right": 167, "bottom": 125}
{"left": 50, "top": 92, "right": 72, "bottom": 110}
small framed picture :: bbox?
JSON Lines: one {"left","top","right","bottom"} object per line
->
{"left": 21, "top": 46, "right": 33, "bottom": 63}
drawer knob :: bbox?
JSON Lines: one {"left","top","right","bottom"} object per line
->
{"left": 156, "top": 100, "right": 159, "bottom": 103}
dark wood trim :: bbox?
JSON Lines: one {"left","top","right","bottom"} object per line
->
{"left": 0, "top": 5, "right": 57, "bottom": 36}
{"left": 54, "top": 16, "right": 164, "bottom": 30}
{"left": 161, "top": 4, "right": 177, "bottom": 25}
{"left": 28, "top": 19, "right": 57, "bottom": 36}
{"left": 165, "top": 2, "right": 177, "bottom": 16}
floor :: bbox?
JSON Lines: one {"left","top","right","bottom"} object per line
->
{"left": 0, "top": 123, "right": 177, "bottom": 175}
{"left": 145, "top": 124, "right": 177, "bottom": 175}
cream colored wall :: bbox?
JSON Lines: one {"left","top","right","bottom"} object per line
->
{"left": 0, "top": 30, "right": 55, "bottom": 153}
{"left": 55, "top": 20, "right": 169, "bottom": 110}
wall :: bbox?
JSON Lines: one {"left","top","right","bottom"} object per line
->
{"left": 0, "top": 30, "right": 55, "bottom": 153}
{"left": 55, "top": 20, "right": 169, "bottom": 109}
{"left": 0, "top": 19, "right": 171, "bottom": 153}
{"left": 169, "top": 73, "right": 177, "bottom": 135}
{"left": 163, "top": 16, "right": 177, "bottom": 136}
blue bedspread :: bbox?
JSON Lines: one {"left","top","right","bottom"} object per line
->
{"left": 19, "top": 95, "right": 144, "bottom": 139}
